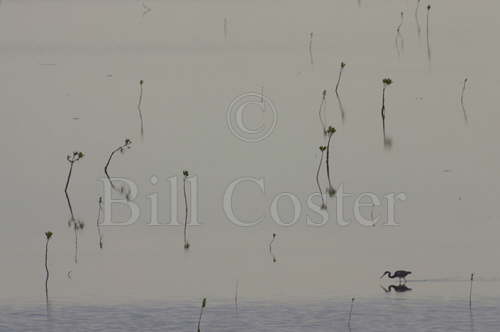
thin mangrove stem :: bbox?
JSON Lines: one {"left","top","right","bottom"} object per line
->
{"left": 326, "top": 126, "right": 336, "bottom": 197}
{"left": 235, "top": 280, "right": 239, "bottom": 312}
{"left": 460, "top": 78, "right": 469, "bottom": 124}
{"left": 469, "top": 273, "right": 474, "bottom": 309}
{"left": 308, "top": 32, "right": 314, "bottom": 65}
{"left": 415, "top": 0, "right": 422, "bottom": 39}
{"left": 426, "top": 5, "right": 431, "bottom": 63}
{"left": 348, "top": 297, "right": 355, "bottom": 329}
{"left": 137, "top": 80, "right": 144, "bottom": 139}
{"left": 197, "top": 298, "right": 207, "bottom": 332}
{"left": 44, "top": 232, "right": 53, "bottom": 303}
{"left": 269, "top": 233, "right": 277, "bottom": 263}
{"left": 104, "top": 139, "right": 132, "bottom": 197}
{"left": 318, "top": 90, "right": 327, "bottom": 135}
{"left": 183, "top": 170, "right": 190, "bottom": 250}
{"left": 395, "top": 12, "right": 404, "bottom": 57}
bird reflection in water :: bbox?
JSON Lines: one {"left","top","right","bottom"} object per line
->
{"left": 381, "top": 284, "right": 412, "bottom": 293}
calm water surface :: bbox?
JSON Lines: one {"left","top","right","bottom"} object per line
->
{"left": 1, "top": 0, "right": 500, "bottom": 330}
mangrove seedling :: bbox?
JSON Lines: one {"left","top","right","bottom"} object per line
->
{"left": 104, "top": 138, "right": 133, "bottom": 199}
{"left": 65, "top": 151, "right": 85, "bottom": 264}
{"left": 316, "top": 146, "right": 327, "bottom": 210}
{"left": 395, "top": 12, "right": 405, "bottom": 57}
{"left": 426, "top": 5, "right": 431, "bottom": 63}
{"left": 235, "top": 280, "right": 239, "bottom": 312}
{"left": 335, "top": 62, "right": 346, "bottom": 122}
{"left": 44, "top": 231, "right": 53, "bottom": 302}
{"left": 318, "top": 90, "right": 327, "bottom": 136}
{"left": 96, "top": 196, "right": 104, "bottom": 249}
{"left": 224, "top": 17, "right": 228, "bottom": 40}
{"left": 308, "top": 32, "right": 314, "bottom": 65}
{"left": 269, "top": 233, "right": 277, "bottom": 263}
{"left": 348, "top": 297, "right": 355, "bottom": 329}
{"left": 415, "top": 0, "right": 422, "bottom": 39}
{"left": 65, "top": 151, "right": 84, "bottom": 222}
{"left": 335, "top": 62, "right": 346, "bottom": 95}
{"left": 197, "top": 297, "right": 207, "bottom": 332}
{"left": 469, "top": 273, "right": 474, "bottom": 309}
{"left": 460, "top": 78, "right": 469, "bottom": 124}
{"left": 183, "top": 170, "right": 190, "bottom": 250}
{"left": 381, "top": 78, "right": 393, "bottom": 149}
{"left": 326, "top": 126, "right": 336, "bottom": 197}
{"left": 137, "top": 80, "right": 144, "bottom": 139}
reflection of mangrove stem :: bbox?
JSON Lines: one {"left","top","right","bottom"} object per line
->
{"left": 316, "top": 146, "right": 327, "bottom": 209}
{"left": 308, "top": 32, "right": 314, "bottom": 65}
{"left": 96, "top": 196, "right": 104, "bottom": 249}
{"left": 269, "top": 233, "right": 277, "bottom": 263}
{"left": 318, "top": 90, "right": 327, "bottom": 135}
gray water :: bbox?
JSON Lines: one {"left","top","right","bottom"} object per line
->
{"left": 1, "top": 0, "right": 500, "bottom": 330}
{"left": 2, "top": 297, "right": 499, "bottom": 332}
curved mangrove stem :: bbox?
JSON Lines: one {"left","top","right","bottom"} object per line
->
{"left": 137, "top": 80, "right": 144, "bottom": 139}
{"left": 183, "top": 171, "right": 190, "bottom": 250}
{"left": 460, "top": 78, "right": 469, "bottom": 124}
{"left": 104, "top": 139, "right": 132, "bottom": 196}
{"left": 326, "top": 127, "right": 336, "bottom": 197}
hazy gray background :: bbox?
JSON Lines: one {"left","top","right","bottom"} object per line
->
{"left": 1, "top": 0, "right": 500, "bottom": 306}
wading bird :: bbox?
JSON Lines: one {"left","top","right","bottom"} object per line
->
{"left": 380, "top": 270, "right": 412, "bottom": 283}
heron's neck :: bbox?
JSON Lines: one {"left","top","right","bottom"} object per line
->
{"left": 389, "top": 272, "right": 396, "bottom": 279}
